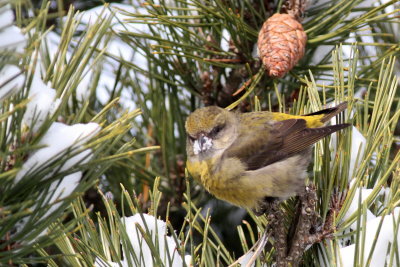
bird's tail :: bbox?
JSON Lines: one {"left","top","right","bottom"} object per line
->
{"left": 304, "top": 102, "right": 348, "bottom": 123}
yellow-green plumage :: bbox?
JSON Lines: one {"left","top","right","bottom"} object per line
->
{"left": 185, "top": 103, "right": 349, "bottom": 213}
{"left": 272, "top": 113, "right": 325, "bottom": 128}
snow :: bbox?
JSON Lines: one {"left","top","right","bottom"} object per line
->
{"left": 0, "top": 4, "right": 14, "bottom": 28}
{"left": 184, "top": 255, "right": 192, "bottom": 266}
{"left": 0, "top": 65, "right": 25, "bottom": 100}
{"left": 0, "top": 4, "right": 26, "bottom": 53}
{"left": 40, "top": 30, "right": 99, "bottom": 105}
{"left": 221, "top": 29, "right": 230, "bottom": 52}
{"left": 331, "top": 125, "right": 367, "bottom": 179}
{"left": 43, "top": 31, "right": 63, "bottom": 59}
{"left": 94, "top": 258, "right": 120, "bottom": 267}
{"left": 122, "top": 214, "right": 183, "bottom": 267}
{"left": 341, "top": 187, "right": 376, "bottom": 231}
{"left": 337, "top": 208, "right": 400, "bottom": 267}
{"left": 62, "top": 3, "right": 151, "bottom": 109}
{"left": 1, "top": 0, "right": 105, "bottom": 243}
{"left": 15, "top": 122, "right": 100, "bottom": 182}
{"left": 76, "top": 3, "right": 148, "bottom": 33}
{"left": 316, "top": 100, "right": 397, "bottom": 266}
{"left": 94, "top": 214, "right": 187, "bottom": 267}
{"left": 337, "top": 245, "right": 355, "bottom": 267}
{"left": 0, "top": 4, "right": 27, "bottom": 100}
{"left": 42, "top": 172, "right": 82, "bottom": 217}
{"left": 40, "top": 30, "right": 97, "bottom": 104}
{"left": 14, "top": 122, "right": 100, "bottom": 240}
{"left": 0, "top": 25, "right": 26, "bottom": 52}
{"left": 329, "top": 104, "right": 365, "bottom": 177}
{"left": 22, "top": 69, "right": 61, "bottom": 132}
{"left": 75, "top": 68, "right": 93, "bottom": 102}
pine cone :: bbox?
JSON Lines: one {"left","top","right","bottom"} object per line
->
{"left": 258, "top": 13, "right": 307, "bottom": 78}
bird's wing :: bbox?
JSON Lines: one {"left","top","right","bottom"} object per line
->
{"left": 223, "top": 116, "right": 349, "bottom": 171}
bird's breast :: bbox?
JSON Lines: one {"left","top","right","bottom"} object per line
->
{"left": 187, "top": 156, "right": 254, "bottom": 207}
{"left": 186, "top": 159, "right": 213, "bottom": 190}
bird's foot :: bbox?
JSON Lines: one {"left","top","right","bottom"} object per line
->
{"left": 253, "top": 196, "right": 277, "bottom": 216}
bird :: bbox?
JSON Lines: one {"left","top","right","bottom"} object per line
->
{"left": 185, "top": 102, "right": 349, "bottom": 214}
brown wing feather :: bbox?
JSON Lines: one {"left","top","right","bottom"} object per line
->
{"left": 243, "top": 119, "right": 309, "bottom": 169}
{"left": 223, "top": 117, "right": 350, "bottom": 171}
{"left": 281, "top": 124, "right": 350, "bottom": 156}
{"left": 223, "top": 119, "right": 307, "bottom": 171}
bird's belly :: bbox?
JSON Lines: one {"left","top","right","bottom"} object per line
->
{"left": 244, "top": 154, "right": 310, "bottom": 199}
{"left": 218, "top": 154, "right": 310, "bottom": 210}
{"left": 187, "top": 154, "right": 310, "bottom": 211}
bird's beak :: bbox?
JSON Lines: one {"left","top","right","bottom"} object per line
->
{"left": 193, "top": 134, "right": 213, "bottom": 155}
{"left": 199, "top": 135, "right": 208, "bottom": 151}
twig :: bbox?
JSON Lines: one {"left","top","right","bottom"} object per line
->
{"left": 269, "top": 201, "right": 288, "bottom": 267}
{"left": 232, "top": 74, "right": 258, "bottom": 96}
{"left": 286, "top": 186, "right": 318, "bottom": 266}
{"left": 282, "top": 0, "right": 308, "bottom": 21}
{"left": 204, "top": 58, "right": 243, "bottom": 63}
{"left": 229, "top": 186, "right": 337, "bottom": 267}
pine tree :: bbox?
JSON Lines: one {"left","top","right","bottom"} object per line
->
{"left": 0, "top": 0, "right": 399, "bottom": 266}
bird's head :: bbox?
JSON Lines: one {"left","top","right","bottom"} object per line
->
{"left": 185, "top": 106, "right": 238, "bottom": 158}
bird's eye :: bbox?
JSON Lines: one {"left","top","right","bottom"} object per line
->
{"left": 188, "top": 135, "right": 196, "bottom": 143}
{"left": 210, "top": 124, "right": 224, "bottom": 136}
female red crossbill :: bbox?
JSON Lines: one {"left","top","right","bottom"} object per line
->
{"left": 185, "top": 102, "right": 349, "bottom": 214}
